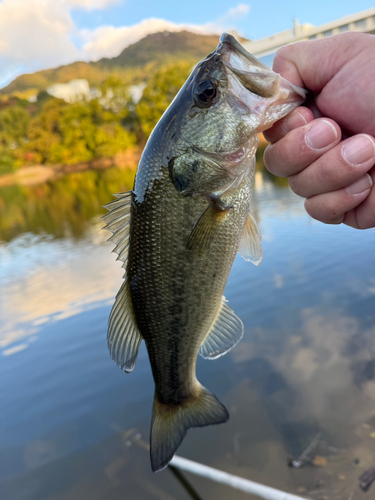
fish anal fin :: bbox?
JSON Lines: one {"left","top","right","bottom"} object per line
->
{"left": 186, "top": 199, "right": 231, "bottom": 260}
{"left": 102, "top": 191, "right": 132, "bottom": 266}
{"left": 238, "top": 211, "right": 262, "bottom": 266}
{"left": 151, "top": 386, "right": 229, "bottom": 472}
{"left": 108, "top": 280, "right": 142, "bottom": 373}
{"left": 200, "top": 297, "right": 244, "bottom": 360}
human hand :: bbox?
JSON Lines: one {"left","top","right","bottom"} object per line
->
{"left": 263, "top": 32, "right": 375, "bottom": 229}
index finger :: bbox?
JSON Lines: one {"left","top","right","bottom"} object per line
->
{"left": 263, "top": 106, "right": 314, "bottom": 144}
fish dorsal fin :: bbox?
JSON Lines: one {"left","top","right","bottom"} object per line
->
{"left": 108, "top": 280, "right": 143, "bottom": 373}
{"left": 186, "top": 199, "right": 231, "bottom": 260}
{"left": 200, "top": 297, "right": 244, "bottom": 359}
{"left": 238, "top": 211, "right": 263, "bottom": 266}
{"left": 101, "top": 191, "right": 132, "bottom": 268}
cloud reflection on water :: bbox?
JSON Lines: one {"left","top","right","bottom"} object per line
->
{"left": 1, "top": 169, "right": 375, "bottom": 499}
{"left": 0, "top": 219, "right": 121, "bottom": 355}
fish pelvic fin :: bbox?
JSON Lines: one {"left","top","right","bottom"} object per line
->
{"left": 150, "top": 386, "right": 229, "bottom": 472}
{"left": 238, "top": 211, "right": 263, "bottom": 266}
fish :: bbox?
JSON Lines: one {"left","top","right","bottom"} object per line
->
{"left": 102, "top": 33, "right": 307, "bottom": 472}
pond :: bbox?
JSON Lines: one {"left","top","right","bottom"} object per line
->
{"left": 1, "top": 163, "right": 375, "bottom": 500}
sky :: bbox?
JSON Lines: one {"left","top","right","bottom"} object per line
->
{"left": 0, "top": 0, "right": 374, "bottom": 89}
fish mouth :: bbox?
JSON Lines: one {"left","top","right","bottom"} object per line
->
{"left": 218, "top": 33, "right": 271, "bottom": 74}
{"left": 217, "top": 33, "right": 307, "bottom": 100}
{"left": 217, "top": 33, "right": 273, "bottom": 94}
{"left": 215, "top": 33, "right": 308, "bottom": 132}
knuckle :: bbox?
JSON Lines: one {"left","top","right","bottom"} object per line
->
{"left": 263, "top": 145, "right": 277, "bottom": 174}
{"left": 288, "top": 175, "right": 303, "bottom": 196}
{"left": 273, "top": 46, "right": 298, "bottom": 76}
{"left": 273, "top": 47, "right": 289, "bottom": 67}
{"left": 305, "top": 196, "right": 344, "bottom": 224}
{"left": 309, "top": 144, "right": 364, "bottom": 192}
{"left": 264, "top": 140, "right": 297, "bottom": 176}
{"left": 277, "top": 137, "right": 303, "bottom": 168}
{"left": 264, "top": 128, "right": 313, "bottom": 177}
{"left": 274, "top": 45, "right": 295, "bottom": 67}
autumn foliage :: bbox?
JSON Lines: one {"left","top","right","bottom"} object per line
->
{"left": 0, "top": 62, "right": 192, "bottom": 174}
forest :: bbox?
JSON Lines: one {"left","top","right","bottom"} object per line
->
{"left": 0, "top": 61, "right": 192, "bottom": 175}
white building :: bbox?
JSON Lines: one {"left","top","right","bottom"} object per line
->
{"left": 47, "top": 79, "right": 90, "bottom": 103}
{"left": 243, "top": 7, "right": 375, "bottom": 64}
{"left": 129, "top": 83, "right": 146, "bottom": 104}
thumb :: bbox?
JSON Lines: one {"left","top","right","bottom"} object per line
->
{"left": 272, "top": 32, "right": 368, "bottom": 92}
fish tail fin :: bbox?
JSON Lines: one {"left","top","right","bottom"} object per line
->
{"left": 150, "top": 385, "right": 229, "bottom": 472}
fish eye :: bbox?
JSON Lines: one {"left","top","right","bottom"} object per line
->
{"left": 194, "top": 80, "right": 218, "bottom": 106}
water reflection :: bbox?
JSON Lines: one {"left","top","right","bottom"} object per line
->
{"left": 0, "top": 167, "right": 136, "bottom": 242}
{"left": 1, "top": 165, "right": 375, "bottom": 499}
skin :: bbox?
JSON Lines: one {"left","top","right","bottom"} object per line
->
{"left": 263, "top": 32, "right": 375, "bottom": 229}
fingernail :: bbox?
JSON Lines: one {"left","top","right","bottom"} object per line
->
{"left": 342, "top": 135, "right": 375, "bottom": 165}
{"left": 306, "top": 120, "right": 338, "bottom": 150}
{"left": 283, "top": 112, "right": 307, "bottom": 134}
{"left": 347, "top": 174, "right": 373, "bottom": 195}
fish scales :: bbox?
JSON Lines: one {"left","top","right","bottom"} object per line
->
{"left": 129, "top": 170, "right": 252, "bottom": 404}
{"left": 103, "top": 33, "right": 307, "bottom": 472}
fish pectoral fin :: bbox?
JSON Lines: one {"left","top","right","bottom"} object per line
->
{"left": 101, "top": 191, "right": 132, "bottom": 269}
{"left": 186, "top": 198, "right": 231, "bottom": 260}
{"left": 238, "top": 211, "right": 263, "bottom": 266}
{"left": 151, "top": 386, "right": 228, "bottom": 472}
{"left": 200, "top": 297, "right": 244, "bottom": 359}
{"left": 108, "top": 280, "right": 143, "bottom": 373}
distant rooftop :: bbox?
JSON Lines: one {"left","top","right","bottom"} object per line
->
{"left": 243, "top": 7, "right": 375, "bottom": 58}
{"left": 47, "top": 79, "right": 90, "bottom": 103}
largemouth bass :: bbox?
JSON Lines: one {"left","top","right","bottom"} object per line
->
{"left": 103, "top": 33, "right": 307, "bottom": 472}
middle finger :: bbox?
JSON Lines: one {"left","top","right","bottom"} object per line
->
{"left": 289, "top": 134, "right": 375, "bottom": 198}
{"left": 264, "top": 118, "right": 341, "bottom": 177}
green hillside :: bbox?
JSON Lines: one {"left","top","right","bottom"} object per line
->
{"left": 0, "top": 62, "right": 105, "bottom": 96}
{"left": 0, "top": 30, "right": 249, "bottom": 174}
{"left": 0, "top": 31, "right": 221, "bottom": 96}
{"left": 96, "top": 30, "right": 220, "bottom": 69}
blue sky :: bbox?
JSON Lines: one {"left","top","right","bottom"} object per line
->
{"left": 70, "top": 0, "right": 374, "bottom": 40}
{"left": 0, "top": 0, "right": 374, "bottom": 89}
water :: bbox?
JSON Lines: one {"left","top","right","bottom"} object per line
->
{"left": 1, "top": 166, "right": 375, "bottom": 500}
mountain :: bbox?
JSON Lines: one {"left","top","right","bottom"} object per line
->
{"left": 0, "top": 61, "right": 105, "bottom": 96}
{"left": 0, "top": 31, "right": 223, "bottom": 96}
{"left": 95, "top": 30, "right": 220, "bottom": 69}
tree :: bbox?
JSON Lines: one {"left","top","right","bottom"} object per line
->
{"left": 136, "top": 62, "right": 192, "bottom": 137}
{"left": 0, "top": 106, "right": 30, "bottom": 149}
{"left": 27, "top": 99, "right": 65, "bottom": 164}
{"left": 0, "top": 106, "right": 31, "bottom": 172}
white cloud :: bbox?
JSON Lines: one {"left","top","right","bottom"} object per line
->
{"left": 80, "top": 4, "right": 251, "bottom": 61}
{"left": 0, "top": 0, "right": 80, "bottom": 87}
{"left": 0, "top": 1, "right": 250, "bottom": 88}
{"left": 80, "top": 18, "right": 224, "bottom": 61}
{"left": 218, "top": 4, "right": 250, "bottom": 23}
{"left": 62, "top": 0, "right": 121, "bottom": 11}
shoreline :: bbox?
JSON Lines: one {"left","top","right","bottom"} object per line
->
{"left": 0, "top": 149, "right": 141, "bottom": 188}
{"left": 0, "top": 135, "right": 268, "bottom": 189}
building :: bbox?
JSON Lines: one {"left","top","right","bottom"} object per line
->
{"left": 47, "top": 79, "right": 90, "bottom": 103}
{"left": 243, "top": 7, "right": 375, "bottom": 65}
